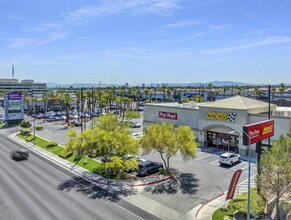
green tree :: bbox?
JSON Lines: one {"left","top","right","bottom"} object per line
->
{"left": 258, "top": 135, "right": 291, "bottom": 220}
{"left": 141, "top": 123, "right": 198, "bottom": 171}
{"left": 124, "top": 109, "right": 140, "bottom": 122}
{"left": 59, "top": 91, "right": 73, "bottom": 127}
{"left": 64, "top": 115, "right": 140, "bottom": 175}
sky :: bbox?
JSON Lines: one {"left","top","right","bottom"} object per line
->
{"left": 0, "top": 0, "right": 291, "bottom": 85}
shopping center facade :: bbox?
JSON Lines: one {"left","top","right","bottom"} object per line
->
{"left": 143, "top": 96, "right": 291, "bottom": 158}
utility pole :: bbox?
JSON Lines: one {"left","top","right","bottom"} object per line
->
{"left": 81, "top": 87, "right": 83, "bottom": 132}
{"left": 91, "top": 86, "right": 94, "bottom": 129}
{"left": 32, "top": 87, "right": 36, "bottom": 146}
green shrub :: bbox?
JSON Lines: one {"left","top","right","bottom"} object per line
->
{"left": 26, "top": 135, "right": 35, "bottom": 142}
{"left": 159, "top": 168, "right": 175, "bottom": 176}
{"left": 36, "top": 126, "right": 44, "bottom": 130}
{"left": 47, "top": 141, "right": 57, "bottom": 148}
{"left": 231, "top": 189, "right": 265, "bottom": 217}
{"left": 118, "top": 171, "right": 127, "bottom": 180}
{"left": 59, "top": 150, "right": 73, "bottom": 159}
{"left": 20, "top": 121, "right": 32, "bottom": 128}
{"left": 20, "top": 129, "right": 32, "bottom": 135}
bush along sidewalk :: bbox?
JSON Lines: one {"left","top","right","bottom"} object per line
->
{"left": 16, "top": 132, "right": 102, "bottom": 175}
{"left": 212, "top": 188, "right": 266, "bottom": 220}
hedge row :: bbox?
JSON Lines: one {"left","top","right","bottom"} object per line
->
{"left": 59, "top": 151, "right": 73, "bottom": 159}
{"left": 26, "top": 135, "right": 35, "bottom": 142}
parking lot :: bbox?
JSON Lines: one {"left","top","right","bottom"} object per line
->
{"left": 24, "top": 114, "right": 257, "bottom": 217}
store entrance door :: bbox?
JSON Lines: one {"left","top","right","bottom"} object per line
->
{"left": 207, "top": 131, "right": 238, "bottom": 152}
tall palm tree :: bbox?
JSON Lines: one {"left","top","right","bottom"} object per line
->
{"left": 278, "top": 83, "right": 286, "bottom": 100}
{"left": 41, "top": 90, "right": 51, "bottom": 122}
{"left": 59, "top": 90, "right": 73, "bottom": 127}
{"left": 271, "top": 86, "right": 277, "bottom": 101}
{"left": 253, "top": 87, "right": 261, "bottom": 100}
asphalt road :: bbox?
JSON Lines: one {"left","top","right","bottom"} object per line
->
{"left": 0, "top": 128, "right": 159, "bottom": 220}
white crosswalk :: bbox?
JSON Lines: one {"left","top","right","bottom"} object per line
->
{"left": 234, "top": 174, "right": 257, "bottom": 197}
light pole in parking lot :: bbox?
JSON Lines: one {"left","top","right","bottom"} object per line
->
{"left": 229, "top": 130, "right": 251, "bottom": 220}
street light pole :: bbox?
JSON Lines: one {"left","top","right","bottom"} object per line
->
{"left": 32, "top": 87, "right": 36, "bottom": 146}
{"left": 246, "top": 131, "right": 251, "bottom": 220}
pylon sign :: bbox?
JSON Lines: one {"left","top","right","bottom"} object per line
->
{"left": 243, "top": 119, "right": 274, "bottom": 145}
{"left": 4, "top": 91, "right": 24, "bottom": 122}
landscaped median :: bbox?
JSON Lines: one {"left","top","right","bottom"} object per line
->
{"left": 16, "top": 131, "right": 176, "bottom": 186}
{"left": 16, "top": 132, "right": 102, "bottom": 174}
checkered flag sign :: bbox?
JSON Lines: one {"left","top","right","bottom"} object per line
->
{"left": 228, "top": 112, "right": 236, "bottom": 122}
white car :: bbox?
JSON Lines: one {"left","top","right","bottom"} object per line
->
{"left": 219, "top": 152, "right": 241, "bottom": 166}
{"left": 131, "top": 132, "right": 142, "bottom": 139}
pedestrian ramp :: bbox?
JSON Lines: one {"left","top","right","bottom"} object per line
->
{"left": 233, "top": 175, "right": 257, "bottom": 198}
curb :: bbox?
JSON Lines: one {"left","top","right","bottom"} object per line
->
{"left": 195, "top": 192, "right": 225, "bottom": 218}
{"left": 9, "top": 133, "right": 175, "bottom": 187}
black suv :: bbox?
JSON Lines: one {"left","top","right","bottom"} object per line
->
{"left": 137, "top": 160, "right": 163, "bottom": 176}
{"left": 10, "top": 149, "right": 29, "bottom": 161}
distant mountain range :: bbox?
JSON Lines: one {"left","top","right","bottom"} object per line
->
{"left": 46, "top": 81, "right": 289, "bottom": 88}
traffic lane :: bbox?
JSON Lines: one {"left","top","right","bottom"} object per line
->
{"left": 0, "top": 134, "right": 150, "bottom": 220}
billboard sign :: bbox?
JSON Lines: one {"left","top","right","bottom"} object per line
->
{"left": 226, "top": 169, "right": 243, "bottom": 200}
{"left": 243, "top": 119, "right": 274, "bottom": 145}
{"left": 159, "top": 111, "right": 178, "bottom": 120}
{"left": 4, "top": 91, "right": 24, "bottom": 121}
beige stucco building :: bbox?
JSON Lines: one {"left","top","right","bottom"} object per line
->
{"left": 143, "top": 96, "right": 291, "bottom": 158}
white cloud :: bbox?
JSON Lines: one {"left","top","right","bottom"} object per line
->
{"left": 6, "top": 38, "right": 38, "bottom": 48}
{"left": 163, "top": 20, "right": 202, "bottom": 28}
{"left": 203, "top": 36, "right": 291, "bottom": 54}
{"left": 11, "top": 0, "right": 181, "bottom": 48}
{"left": 0, "top": 12, "right": 26, "bottom": 22}
{"left": 64, "top": 0, "right": 181, "bottom": 23}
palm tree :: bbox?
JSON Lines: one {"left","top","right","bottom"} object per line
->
{"left": 59, "top": 90, "right": 73, "bottom": 127}
{"left": 253, "top": 87, "right": 261, "bottom": 100}
{"left": 271, "top": 86, "right": 277, "bottom": 101}
{"left": 278, "top": 83, "right": 286, "bottom": 100}
{"left": 41, "top": 90, "right": 51, "bottom": 122}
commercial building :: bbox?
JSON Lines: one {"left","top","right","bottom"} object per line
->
{"left": 143, "top": 96, "right": 291, "bottom": 158}
{"left": 0, "top": 78, "right": 47, "bottom": 95}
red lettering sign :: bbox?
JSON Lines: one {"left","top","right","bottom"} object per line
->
{"left": 159, "top": 111, "right": 178, "bottom": 120}
{"left": 243, "top": 120, "right": 274, "bottom": 145}
{"left": 226, "top": 169, "right": 243, "bottom": 201}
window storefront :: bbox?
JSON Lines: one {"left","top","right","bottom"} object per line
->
{"left": 207, "top": 131, "right": 239, "bottom": 152}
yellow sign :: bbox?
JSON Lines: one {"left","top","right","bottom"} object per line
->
{"left": 205, "top": 111, "right": 236, "bottom": 122}
{"left": 262, "top": 125, "right": 273, "bottom": 135}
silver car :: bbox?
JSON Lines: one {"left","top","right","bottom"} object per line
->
{"left": 219, "top": 152, "right": 241, "bottom": 166}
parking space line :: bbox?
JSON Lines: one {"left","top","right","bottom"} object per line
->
{"left": 209, "top": 159, "right": 220, "bottom": 165}
{"left": 194, "top": 154, "right": 214, "bottom": 161}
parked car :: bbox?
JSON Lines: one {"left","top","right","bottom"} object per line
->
{"left": 47, "top": 116, "right": 56, "bottom": 122}
{"left": 131, "top": 132, "right": 142, "bottom": 139}
{"left": 129, "top": 121, "right": 141, "bottom": 128}
{"left": 71, "top": 120, "right": 82, "bottom": 127}
{"left": 10, "top": 149, "right": 29, "bottom": 161}
{"left": 137, "top": 160, "right": 163, "bottom": 176}
{"left": 219, "top": 152, "right": 241, "bottom": 166}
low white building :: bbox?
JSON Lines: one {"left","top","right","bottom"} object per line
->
{"left": 143, "top": 96, "right": 291, "bottom": 158}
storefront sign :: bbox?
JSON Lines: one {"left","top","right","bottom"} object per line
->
{"left": 243, "top": 119, "right": 274, "bottom": 145}
{"left": 159, "top": 111, "right": 177, "bottom": 120}
{"left": 205, "top": 111, "right": 236, "bottom": 122}
{"left": 226, "top": 169, "right": 242, "bottom": 200}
